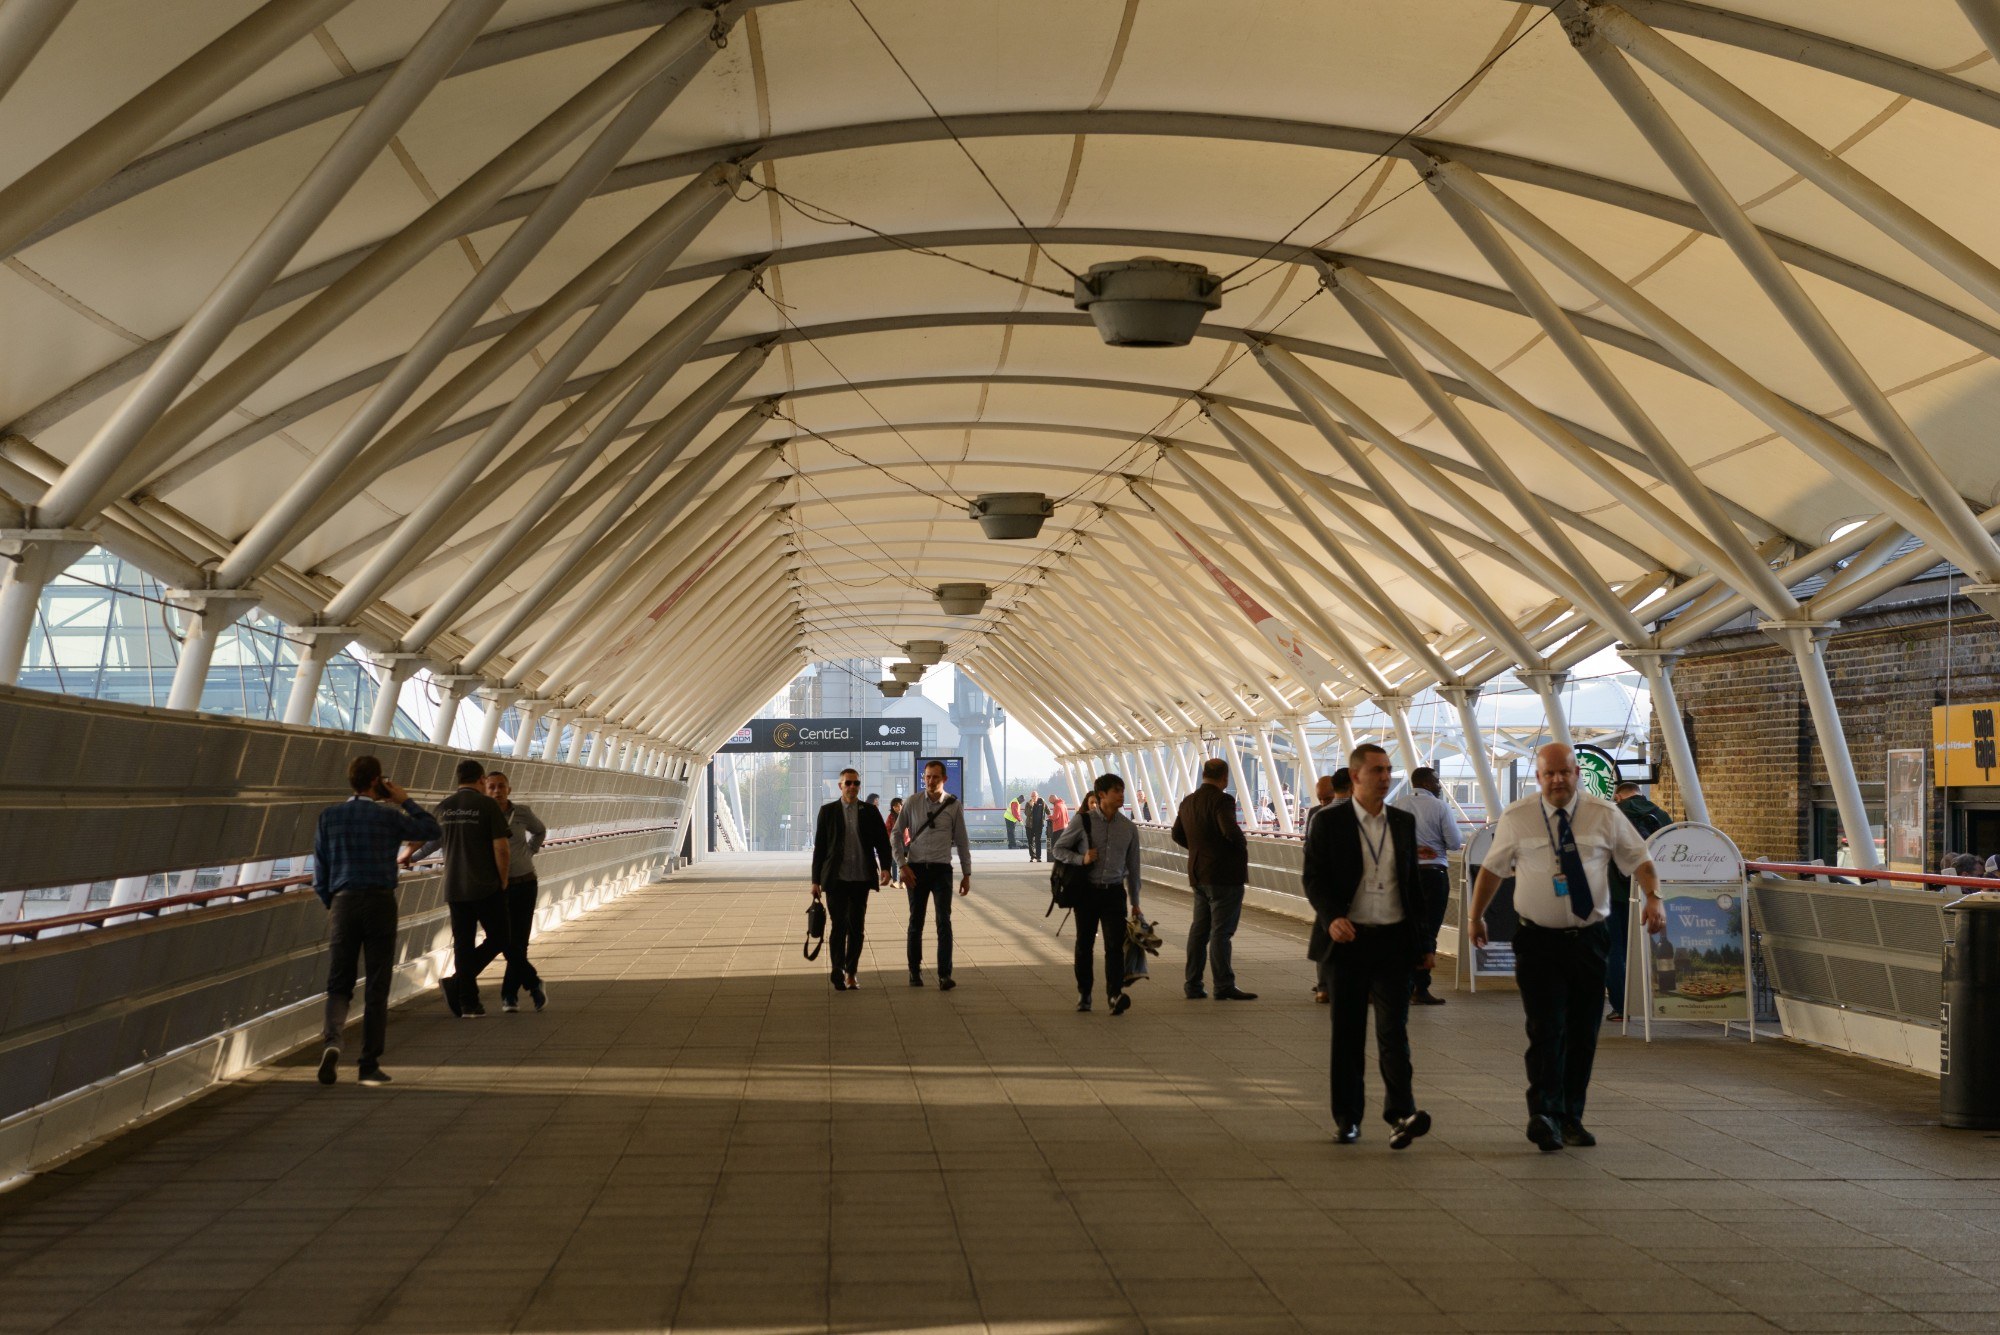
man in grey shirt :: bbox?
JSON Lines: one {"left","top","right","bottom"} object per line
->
{"left": 1393, "top": 766, "right": 1462, "bottom": 1006}
{"left": 890, "top": 759, "right": 972, "bottom": 990}
{"left": 1053, "top": 772, "right": 1144, "bottom": 1016}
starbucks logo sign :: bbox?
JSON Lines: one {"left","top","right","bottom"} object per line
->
{"left": 1574, "top": 744, "right": 1617, "bottom": 800}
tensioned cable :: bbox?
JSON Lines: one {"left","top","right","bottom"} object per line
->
{"left": 1214, "top": 5, "right": 1559, "bottom": 290}
{"left": 778, "top": 409, "right": 965, "bottom": 506}
{"left": 735, "top": 175, "right": 1072, "bottom": 300}
{"left": 846, "top": 0, "right": 1084, "bottom": 284}
{"left": 757, "top": 282, "right": 973, "bottom": 505}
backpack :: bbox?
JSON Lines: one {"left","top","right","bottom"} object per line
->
{"left": 1048, "top": 812, "right": 1095, "bottom": 915}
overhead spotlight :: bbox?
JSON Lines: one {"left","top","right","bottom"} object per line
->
{"left": 1073, "top": 257, "right": 1222, "bottom": 348}
{"left": 968, "top": 492, "right": 1053, "bottom": 540}
{"left": 891, "top": 662, "right": 926, "bottom": 683}
{"left": 878, "top": 680, "right": 908, "bottom": 698}
{"left": 935, "top": 582, "right": 990, "bottom": 616}
{"left": 903, "top": 640, "right": 946, "bottom": 665}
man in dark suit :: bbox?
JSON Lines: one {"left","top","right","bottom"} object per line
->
{"left": 811, "top": 767, "right": 895, "bottom": 990}
{"left": 1302, "top": 743, "right": 1433, "bottom": 1149}
{"left": 1172, "top": 757, "right": 1256, "bottom": 1001}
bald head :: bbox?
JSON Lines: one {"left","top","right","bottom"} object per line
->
{"left": 1535, "top": 742, "right": 1579, "bottom": 807}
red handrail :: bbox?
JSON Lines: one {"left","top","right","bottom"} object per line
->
{"left": 1747, "top": 860, "right": 2000, "bottom": 891}
{"left": 0, "top": 822, "right": 677, "bottom": 942}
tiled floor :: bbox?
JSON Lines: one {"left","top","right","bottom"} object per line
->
{"left": 2, "top": 853, "right": 1997, "bottom": 1334}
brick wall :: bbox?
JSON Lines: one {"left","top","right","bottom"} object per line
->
{"left": 1649, "top": 592, "right": 2000, "bottom": 862}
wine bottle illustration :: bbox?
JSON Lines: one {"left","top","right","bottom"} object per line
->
{"left": 1652, "top": 919, "right": 1678, "bottom": 996}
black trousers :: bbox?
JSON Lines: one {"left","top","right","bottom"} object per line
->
{"left": 1412, "top": 865, "right": 1450, "bottom": 990}
{"left": 500, "top": 876, "right": 541, "bottom": 1000}
{"left": 449, "top": 890, "right": 517, "bottom": 1005}
{"left": 1027, "top": 824, "right": 1045, "bottom": 860}
{"left": 905, "top": 862, "right": 954, "bottom": 977}
{"left": 1005, "top": 821, "right": 1020, "bottom": 848}
{"left": 1513, "top": 920, "right": 1612, "bottom": 1123}
{"left": 1073, "top": 884, "right": 1129, "bottom": 1000}
{"left": 824, "top": 878, "right": 872, "bottom": 978}
{"left": 1327, "top": 921, "right": 1417, "bottom": 1127}
{"left": 324, "top": 887, "right": 397, "bottom": 1066}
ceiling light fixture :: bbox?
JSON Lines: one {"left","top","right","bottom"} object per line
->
{"left": 1073, "top": 257, "right": 1222, "bottom": 348}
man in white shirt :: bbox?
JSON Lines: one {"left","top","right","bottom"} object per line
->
{"left": 1471, "top": 743, "right": 1665, "bottom": 1152}
{"left": 1301, "top": 745, "right": 1431, "bottom": 1149}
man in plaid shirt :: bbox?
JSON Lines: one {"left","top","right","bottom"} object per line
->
{"left": 311, "top": 754, "right": 439, "bottom": 1087}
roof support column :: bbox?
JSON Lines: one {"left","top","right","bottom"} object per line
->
{"left": 567, "top": 720, "right": 596, "bottom": 767}
{"left": 1561, "top": 5, "right": 2000, "bottom": 587}
{"left": 1620, "top": 648, "right": 1708, "bottom": 824}
{"left": 0, "top": 0, "right": 357, "bottom": 264}
{"left": 163, "top": 589, "right": 261, "bottom": 713}
{"left": 1515, "top": 669, "right": 1574, "bottom": 749}
{"left": 36, "top": 0, "right": 500, "bottom": 529}
{"left": 510, "top": 697, "right": 545, "bottom": 760}
{"left": 1958, "top": 0, "right": 2000, "bottom": 66}
{"left": 1373, "top": 695, "right": 1426, "bottom": 784}
{"left": 366, "top": 654, "right": 425, "bottom": 737}
{"left": 473, "top": 687, "right": 519, "bottom": 755}
{"left": 0, "top": 529, "right": 91, "bottom": 685}
{"left": 1252, "top": 724, "right": 1295, "bottom": 834}
{"left": 428, "top": 674, "right": 484, "bottom": 748}
{"left": 1436, "top": 686, "right": 1504, "bottom": 820}
{"left": 541, "top": 708, "right": 579, "bottom": 763}
{"left": 281, "top": 625, "right": 358, "bottom": 727}
{"left": 0, "top": 0, "right": 78, "bottom": 108}
{"left": 1761, "top": 621, "right": 1879, "bottom": 869}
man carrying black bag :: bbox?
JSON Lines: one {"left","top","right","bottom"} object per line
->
{"left": 1053, "top": 773, "right": 1143, "bottom": 1016}
{"left": 811, "top": 767, "right": 894, "bottom": 991}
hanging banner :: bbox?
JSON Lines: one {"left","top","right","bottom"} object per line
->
{"left": 1644, "top": 822, "right": 1750, "bottom": 1025}
{"left": 1886, "top": 748, "right": 1927, "bottom": 875}
{"left": 721, "top": 718, "right": 922, "bottom": 752}
{"left": 1167, "top": 526, "right": 1344, "bottom": 696}
{"left": 1463, "top": 823, "right": 1518, "bottom": 978}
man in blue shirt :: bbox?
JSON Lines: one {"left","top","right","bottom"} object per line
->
{"left": 1393, "top": 766, "right": 1462, "bottom": 1006}
{"left": 311, "top": 754, "right": 439, "bottom": 1087}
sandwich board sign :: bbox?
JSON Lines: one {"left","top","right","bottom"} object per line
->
{"left": 1461, "top": 823, "right": 1518, "bottom": 987}
{"left": 1638, "top": 821, "right": 1752, "bottom": 1043}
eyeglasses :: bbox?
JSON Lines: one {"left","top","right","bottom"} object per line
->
{"left": 840, "top": 779, "right": 860, "bottom": 787}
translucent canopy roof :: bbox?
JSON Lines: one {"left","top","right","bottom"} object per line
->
{"left": 2, "top": 0, "right": 1997, "bottom": 761}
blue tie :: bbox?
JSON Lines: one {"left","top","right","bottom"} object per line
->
{"left": 1555, "top": 808, "right": 1594, "bottom": 921}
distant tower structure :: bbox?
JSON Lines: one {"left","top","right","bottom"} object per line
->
{"left": 950, "top": 675, "right": 1004, "bottom": 807}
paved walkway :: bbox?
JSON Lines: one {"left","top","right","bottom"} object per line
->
{"left": 1, "top": 854, "right": 1995, "bottom": 1334}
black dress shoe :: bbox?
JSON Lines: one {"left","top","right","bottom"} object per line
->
{"left": 1110, "top": 993, "right": 1131, "bottom": 1016}
{"left": 1560, "top": 1120, "right": 1597, "bottom": 1148}
{"left": 1184, "top": 988, "right": 1208, "bottom": 1000}
{"left": 1389, "top": 1110, "right": 1431, "bottom": 1150}
{"left": 831, "top": 976, "right": 847, "bottom": 991}
{"left": 938, "top": 976, "right": 956, "bottom": 992}
{"left": 1215, "top": 987, "right": 1258, "bottom": 1001}
{"left": 1334, "top": 1122, "right": 1360, "bottom": 1144}
{"left": 1411, "top": 988, "right": 1448, "bottom": 1006}
{"left": 908, "top": 973, "right": 925, "bottom": 987}
{"left": 1076, "top": 996, "right": 1092, "bottom": 1012}
{"left": 1526, "top": 1115, "right": 1565, "bottom": 1152}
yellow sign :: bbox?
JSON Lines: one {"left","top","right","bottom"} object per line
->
{"left": 1934, "top": 703, "right": 2000, "bottom": 787}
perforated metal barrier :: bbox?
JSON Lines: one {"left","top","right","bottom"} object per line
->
{"left": 0, "top": 682, "right": 684, "bottom": 894}
{"left": 0, "top": 686, "right": 690, "bottom": 1176}
{"left": 1749, "top": 875, "right": 1946, "bottom": 1027}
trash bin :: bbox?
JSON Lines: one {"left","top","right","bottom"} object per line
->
{"left": 1942, "top": 892, "right": 2000, "bottom": 1128}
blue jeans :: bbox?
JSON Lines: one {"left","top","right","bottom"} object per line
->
{"left": 1185, "top": 883, "right": 1244, "bottom": 992}
{"left": 905, "top": 863, "right": 954, "bottom": 977}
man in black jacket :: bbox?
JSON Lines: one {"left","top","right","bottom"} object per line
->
{"left": 1172, "top": 758, "right": 1256, "bottom": 1001}
{"left": 1302, "top": 744, "right": 1432, "bottom": 1149}
{"left": 811, "top": 767, "right": 895, "bottom": 990}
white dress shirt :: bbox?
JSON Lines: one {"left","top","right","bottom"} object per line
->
{"left": 1347, "top": 800, "right": 1403, "bottom": 926}
{"left": 1482, "top": 790, "right": 1653, "bottom": 927}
